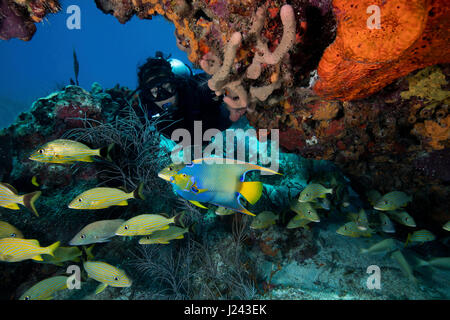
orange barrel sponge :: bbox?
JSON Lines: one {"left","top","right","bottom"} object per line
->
{"left": 313, "top": 0, "right": 450, "bottom": 101}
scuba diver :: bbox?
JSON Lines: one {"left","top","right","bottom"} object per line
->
{"left": 133, "top": 51, "right": 231, "bottom": 138}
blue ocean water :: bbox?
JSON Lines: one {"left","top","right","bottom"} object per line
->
{"left": 0, "top": 0, "right": 193, "bottom": 128}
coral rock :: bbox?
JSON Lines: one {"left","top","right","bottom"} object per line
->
{"left": 0, "top": 0, "right": 60, "bottom": 40}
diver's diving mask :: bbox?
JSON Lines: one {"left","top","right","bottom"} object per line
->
{"left": 142, "top": 77, "right": 177, "bottom": 103}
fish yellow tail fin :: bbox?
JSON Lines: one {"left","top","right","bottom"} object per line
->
{"left": 174, "top": 212, "right": 185, "bottom": 228}
{"left": 239, "top": 181, "right": 263, "bottom": 205}
{"left": 84, "top": 244, "right": 95, "bottom": 261}
{"left": 99, "top": 143, "right": 115, "bottom": 162}
{"left": 189, "top": 222, "right": 197, "bottom": 234}
{"left": 405, "top": 233, "right": 411, "bottom": 247}
{"left": 46, "top": 241, "right": 61, "bottom": 257}
{"left": 23, "top": 191, "right": 41, "bottom": 217}
{"left": 132, "top": 182, "right": 146, "bottom": 200}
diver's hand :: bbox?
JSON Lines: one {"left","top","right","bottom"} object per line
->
{"left": 227, "top": 107, "right": 247, "bottom": 122}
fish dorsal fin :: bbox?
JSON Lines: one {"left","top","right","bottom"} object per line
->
{"left": 158, "top": 212, "right": 169, "bottom": 218}
{"left": 192, "top": 158, "right": 282, "bottom": 176}
{"left": 0, "top": 183, "right": 18, "bottom": 195}
{"left": 29, "top": 239, "right": 40, "bottom": 246}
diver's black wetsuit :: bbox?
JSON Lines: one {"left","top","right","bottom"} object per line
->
{"left": 143, "top": 73, "right": 231, "bottom": 139}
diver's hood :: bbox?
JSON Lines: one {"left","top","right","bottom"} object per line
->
{"left": 168, "top": 58, "right": 192, "bottom": 78}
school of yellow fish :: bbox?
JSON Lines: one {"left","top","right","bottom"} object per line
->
{"left": 0, "top": 138, "right": 448, "bottom": 298}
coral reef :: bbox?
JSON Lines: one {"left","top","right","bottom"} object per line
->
{"left": 90, "top": 1, "right": 448, "bottom": 229}
{"left": 93, "top": 0, "right": 333, "bottom": 121}
{"left": 0, "top": 0, "right": 61, "bottom": 40}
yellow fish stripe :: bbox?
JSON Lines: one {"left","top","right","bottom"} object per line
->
{"left": 29, "top": 139, "right": 105, "bottom": 164}
{"left": 83, "top": 261, "right": 131, "bottom": 288}
{"left": 20, "top": 276, "right": 68, "bottom": 300}
{"left": 69, "top": 188, "right": 134, "bottom": 209}
{"left": 0, "top": 238, "right": 59, "bottom": 262}
{"left": 116, "top": 214, "right": 176, "bottom": 235}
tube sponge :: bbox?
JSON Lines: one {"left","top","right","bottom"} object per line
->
{"left": 208, "top": 32, "right": 242, "bottom": 93}
{"left": 246, "top": 4, "right": 296, "bottom": 80}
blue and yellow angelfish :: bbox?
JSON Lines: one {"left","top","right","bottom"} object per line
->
{"left": 165, "top": 158, "right": 281, "bottom": 216}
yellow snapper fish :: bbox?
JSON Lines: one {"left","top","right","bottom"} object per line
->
{"left": 443, "top": 221, "right": 450, "bottom": 231}
{"left": 69, "top": 219, "right": 125, "bottom": 245}
{"left": 379, "top": 212, "right": 396, "bottom": 233}
{"left": 286, "top": 215, "right": 312, "bottom": 230}
{"left": 116, "top": 212, "right": 184, "bottom": 236}
{"left": 405, "top": 229, "right": 436, "bottom": 247}
{"left": 68, "top": 183, "right": 145, "bottom": 210}
{"left": 391, "top": 250, "right": 417, "bottom": 284}
{"left": 0, "top": 238, "right": 60, "bottom": 262}
{"left": 360, "top": 238, "right": 397, "bottom": 254}
{"left": 366, "top": 190, "right": 382, "bottom": 206}
{"left": 0, "top": 221, "right": 23, "bottom": 239}
{"left": 83, "top": 261, "right": 132, "bottom": 294}
{"left": 415, "top": 257, "right": 450, "bottom": 270}
{"left": 387, "top": 210, "right": 416, "bottom": 227}
{"left": 373, "top": 191, "right": 412, "bottom": 211}
{"left": 313, "top": 197, "right": 331, "bottom": 211}
{"left": 215, "top": 206, "right": 238, "bottom": 216}
{"left": 250, "top": 211, "right": 278, "bottom": 229}
{"left": 167, "top": 157, "right": 281, "bottom": 216}
{"left": 298, "top": 183, "right": 333, "bottom": 203}
{"left": 20, "top": 276, "right": 69, "bottom": 300}
{"left": 29, "top": 139, "right": 114, "bottom": 164}
{"left": 335, "top": 184, "right": 350, "bottom": 208}
{"left": 336, "top": 222, "right": 372, "bottom": 238}
{"left": 138, "top": 224, "right": 193, "bottom": 245}
{"left": 347, "top": 209, "right": 369, "bottom": 231}
{"left": 157, "top": 163, "right": 186, "bottom": 181}
{"left": 290, "top": 200, "right": 320, "bottom": 222}
{"left": 0, "top": 182, "right": 41, "bottom": 217}
{"left": 38, "top": 246, "right": 82, "bottom": 266}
